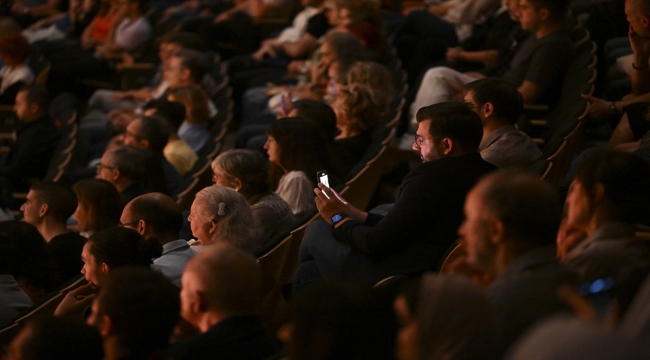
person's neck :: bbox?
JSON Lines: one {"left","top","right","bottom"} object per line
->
{"left": 194, "top": 311, "right": 254, "bottom": 333}
{"left": 482, "top": 120, "right": 510, "bottom": 138}
{"left": 492, "top": 242, "right": 533, "bottom": 278}
{"left": 21, "top": 113, "right": 45, "bottom": 124}
{"left": 535, "top": 20, "right": 563, "bottom": 39}
{"left": 335, "top": 125, "right": 360, "bottom": 139}
{"left": 584, "top": 209, "right": 616, "bottom": 237}
{"left": 37, "top": 219, "right": 70, "bottom": 242}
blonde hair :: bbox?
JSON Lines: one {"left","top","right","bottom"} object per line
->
{"left": 168, "top": 84, "right": 210, "bottom": 123}
{"left": 193, "top": 186, "right": 261, "bottom": 252}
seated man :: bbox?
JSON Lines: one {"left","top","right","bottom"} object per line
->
{"left": 97, "top": 145, "right": 157, "bottom": 203}
{"left": 458, "top": 170, "right": 578, "bottom": 355}
{"left": 558, "top": 150, "right": 650, "bottom": 311}
{"left": 294, "top": 102, "right": 496, "bottom": 288}
{"left": 120, "top": 192, "right": 196, "bottom": 287}
{"left": 123, "top": 116, "right": 183, "bottom": 194}
{"left": 0, "top": 85, "right": 59, "bottom": 207}
{"left": 464, "top": 78, "right": 541, "bottom": 168}
{"left": 20, "top": 181, "right": 86, "bottom": 286}
{"left": 410, "top": 0, "right": 574, "bottom": 123}
{"left": 87, "top": 267, "right": 180, "bottom": 360}
{"left": 168, "top": 243, "right": 280, "bottom": 360}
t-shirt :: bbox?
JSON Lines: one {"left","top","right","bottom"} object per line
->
{"left": 276, "top": 170, "right": 314, "bottom": 215}
{"left": 114, "top": 16, "right": 151, "bottom": 51}
{"left": 305, "top": 11, "right": 331, "bottom": 39}
{"left": 500, "top": 31, "right": 575, "bottom": 105}
{"left": 479, "top": 125, "right": 541, "bottom": 169}
{"left": 164, "top": 139, "right": 198, "bottom": 176}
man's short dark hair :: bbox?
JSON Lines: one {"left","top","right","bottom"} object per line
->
{"left": 129, "top": 194, "right": 183, "bottom": 237}
{"left": 479, "top": 170, "right": 561, "bottom": 247}
{"left": 96, "top": 267, "right": 179, "bottom": 353}
{"left": 465, "top": 79, "right": 523, "bottom": 125}
{"left": 18, "top": 316, "right": 104, "bottom": 360}
{"left": 88, "top": 227, "right": 162, "bottom": 268}
{"left": 107, "top": 145, "right": 146, "bottom": 182}
{"left": 144, "top": 100, "right": 186, "bottom": 132}
{"left": 137, "top": 116, "right": 170, "bottom": 154}
{"left": 30, "top": 182, "right": 77, "bottom": 223}
{"left": 20, "top": 84, "right": 50, "bottom": 113}
{"left": 575, "top": 150, "right": 650, "bottom": 224}
{"left": 415, "top": 101, "right": 483, "bottom": 152}
{"left": 158, "top": 31, "right": 206, "bottom": 51}
{"left": 173, "top": 49, "right": 207, "bottom": 84}
{"left": 527, "top": 0, "right": 569, "bottom": 17}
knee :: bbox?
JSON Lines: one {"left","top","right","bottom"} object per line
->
{"left": 302, "top": 220, "right": 332, "bottom": 248}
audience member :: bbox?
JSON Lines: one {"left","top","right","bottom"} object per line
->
{"left": 187, "top": 186, "right": 261, "bottom": 252}
{"left": 144, "top": 99, "right": 198, "bottom": 176}
{"left": 87, "top": 267, "right": 180, "bottom": 360}
{"left": 96, "top": 145, "right": 156, "bottom": 203}
{"left": 282, "top": 280, "right": 395, "bottom": 360}
{"left": 410, "top": 0, "right": 574, "bottom": 122}
{"left": 0, "top": 34, "right": 34, "bottom": 104}
{"left": 167, "top": 243, "right": 280, "bottom": 360}
{"left": 0, "top": 85, "right": 59, "bottom": 207}
{"left": 0, "top": 221, "right": 53, "bottom": 303}
{"left": 394, "top": 274, "right": 498, "bottom": 360}
{"left": 55, "top": 227, "right": 162, "bottom": 316}
{"left": 265, "top": 117, "right": 342, "bottom": 215}
{"left": 0, "top": 232, "right": 33, "bottom": 324}
{"left": 21, "top": 182, "right": 86, "bottom": 286}
{"left": 167, "top": 84, "right": 213, "bottom": 152}
{"left": 73, "top": 179, "right": 123, "bottom": 238}
{"left": 122, "top": 115, "right": 183, "bottom": 194}
{"left": 558, "top": 150, "right": 650, "bottom": 313}
{"left": 120, "top": 192, "right": 195, "bottom": 287}
{"left": 464, "top": 78, "right": 541, "bottom": 168}
{"left": 294, "top": 102, "right": 495, "bottom": 288}
{"left": 4, "top": 316, "right": 104, "bottom": 360}
{"left": 211, "top": 149, "right": 294, "bottom": 246}
{"left": 457, "top": 170, "right": 578, "bottom": 355}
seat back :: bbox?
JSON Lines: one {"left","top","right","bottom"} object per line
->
{"left": 344, "top": 146, "right": 387, "bottom": 211}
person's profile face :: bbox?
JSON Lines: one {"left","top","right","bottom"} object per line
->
{"left": 516, "top": 0, "right": 542, "bottom": 32}
{"left": 411, "top": 119, "right": 438, "bottom": 162}
{"left": 123, "top": 119, "right": 144, "bottom": 149}
{"left": 20, "top": 190, "right": 43, "bottom": 227}
{"left": 163, "top": 56, "right": 185, "bottom": 89}
{"left": 179, "top": 269, "right": 200, "bottom": 327}
{"left": 393, "top": 296, "right": 418, "bottom": 360}
{"left": 458, "top": 187, "right": 496, "bottom": 272}
{"left": 463, "top": 91, "right": 488, "bottom": 124}
{"left": 159, "top": 42, "right": 181, "bottom": 64}
{"left": 188, "top": 200, "right": 213, "bottom": 245}
{"left": 263, "top": 136, "right": 281, "bottom": 167}
{"left": 13, "top": 90, "right": 31, "bottom": 122}
{"left": 81, "top": 242, "right": 105, "bottom": 286}
{"left": 564, "top": 180, "right": 592, "bottom": 229}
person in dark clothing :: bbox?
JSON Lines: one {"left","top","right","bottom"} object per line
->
{"left": 0, "top": 85, "right": 59, "bottom": 207}
{"left": 168, "top": 243, "right": 280, "bottom": 360}
{"left": 20, "top": 181, "right": 86, "bottom": 286}
{"left": 293, "top": 102, "right": 497, "bottom": 288}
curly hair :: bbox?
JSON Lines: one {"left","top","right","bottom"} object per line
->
{"left": 335, "top": 61, "right": 392, "bottom": 133}
{"left": 192, "top": 186, "right": 261, "bottom": 252}
{"left": 0, "top": 34, "right": 31, "bottom": 65}
{"left": 211, "top": 149, "right": 271, "bottom": 202}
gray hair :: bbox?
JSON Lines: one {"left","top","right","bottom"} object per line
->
{"left": 193, "top": 186, "right": 261, "bottom": 252}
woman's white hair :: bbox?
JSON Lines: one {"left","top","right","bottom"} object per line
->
{"left": 193, "top": 186, "right": 261, "bottom": 252}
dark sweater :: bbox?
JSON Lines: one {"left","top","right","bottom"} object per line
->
{"left": 333, "top": 153, "right": 496, "bottom": 275}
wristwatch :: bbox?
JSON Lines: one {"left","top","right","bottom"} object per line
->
{"left": 609, "top": 102, "right": 619, "bottom": 113}
{"left": 331, "top": 213, "right": 349, "bottom": 226}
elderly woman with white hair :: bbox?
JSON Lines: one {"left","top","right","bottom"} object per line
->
{"left": 187, "top": 186, "right": 262, "bottom": 252}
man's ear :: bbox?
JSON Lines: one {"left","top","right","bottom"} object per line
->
{"left": 111, "top": 168, "right": 121, "bottom": 182}
{"left": 539, "top": 7, "right": 549, "bottom": 21}
{"left": 483, "top": 102, "right": 494, "bottom": 118}
{"left": 29, "top": 103, "right": 39, "bottom": 117}
{"left": 137, "top": 219, "right": 147, "bottom": 236}
{"left": 39, "top": 203, "right": 49, "bottom": 217}
{"left": 643, "top": 15, "right": 650, "bottom": 28}
{"left": 101, "top": 263, "right": 110, "bottom": 274}
{"left": 99, "top": 314, "right": 113, "bottom": 337}
{"left": 195, "top": 290, "right": 209, "bottom": 314}
{"left": 139, "top": 138, "right": 150, "bottom": 149}
{"left": 486, "top": 217, "right": 505, "bottom": 245}
{"left": 440, "top": 138, "right": 453, "bottom": 155}
{"left": 592, "top": 183, "right": 606, "bottom": 205}
{"left": 181, "top": 68, "right": 191, "bottom": 82}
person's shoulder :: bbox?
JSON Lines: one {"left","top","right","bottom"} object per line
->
{"left": 49, "top": 232, "right": 87, "bottom": 245}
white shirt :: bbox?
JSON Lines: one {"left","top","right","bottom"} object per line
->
{"left": 275, "top": 7, "right": 320, "bottom": 44}
{"left": 151, "top": 239, "right": 197, "bottom": 287}
{"left": 0, "top": 65, "right": 33, "bottom": 94}
{"left": 115, "top": 16, "right": 152, "bottom": 51}
{"left": 276, "top": 170, "right": 315, "bottom": 214}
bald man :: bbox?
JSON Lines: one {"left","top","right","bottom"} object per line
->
{"left": 120, "top": 192, "right": 195, "bottom": 287}
{"left": 457, "top": 170, "right": 578, "bottom": 356}
{"left": 168, "top": 243, "right": 279, "bottom": 360}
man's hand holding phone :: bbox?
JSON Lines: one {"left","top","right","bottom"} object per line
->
{"left": 314, "top": 183, "right": 350, "bottom": 225}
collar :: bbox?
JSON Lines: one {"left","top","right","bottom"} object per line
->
{"left": 479, "top": 125, "right": 518, "bottom": 151}
{"left": 161, "top": 239, "right": 191, "bottom": 254}
{"left": 567, "top": 222, "right": 637, "bottom": 256}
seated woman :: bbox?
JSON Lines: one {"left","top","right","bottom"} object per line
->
{"left": 394, "top": 274, "right": 499, "bottom": 360}
{"left": 211, "top": 149, "right": 294, "bottom": 246}
{"left": 54, "top": 227, "right": 161, "bottom": 316}
{"left": 73, "top": 179, "right": 124, "bottom": 238}
{"left": 23, "top": 0, "right": 97, "bottom": 45}
{"left": 265, "top": 117, "right": 342, "bottom": 215}
{"left": 0, "top": 221, "right": 53, "bottom": 304}
{"left": 187, "top": 185, "right": 262, "bottom": 252}
{"left": 168, "top": 84, "right": 212, "bottom": 153}
{"left": 0, "top": 35, "right": 34, "bottom": 104}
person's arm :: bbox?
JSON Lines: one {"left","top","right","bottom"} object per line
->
{"left": 26, "top": 12, "right": 66, "bottom": 30}
{"left": 279, "top": 33, "right": 317, "bottom": 59}
{"left": 629, "top": 25, "right": 650, "bottom": 96}
{"left": 249, "top": 0, "right": 278, "bottom": 20}
{"left": 447, "top": 47, "right": 499, "bottom": 65}
{"left": 427, "top": 3, "right": 451, "bottom": 16}
{"left": 22, "top": 0, "right": 62, "bottom": 17}
{"left": 214, "top": 0, "right": 250, "bottom": 22}
{"left": 517, "top": 80, "right": 544, "bottom": 104}
{"left": 80, "top": 17, "right": 98, "bottom": 49}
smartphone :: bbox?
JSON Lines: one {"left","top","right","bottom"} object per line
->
{"left": 578, "top": 277, "right": 614, "bottom": 316}
{"left": 316, "top": 170, "right": 330, "bottom": 199}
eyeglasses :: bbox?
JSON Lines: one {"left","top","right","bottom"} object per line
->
{"left": 413, "top": 135, "right": 425, "bottom": 147}
{"left": 95, "top": 163, "right": 115, "bottom": 172}
{"left": 118, "top": 219, "right": 141, "bottom": 228}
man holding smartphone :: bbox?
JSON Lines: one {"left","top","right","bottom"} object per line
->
{"left": 293, "top": 101, "right": 496, "bottom": 288}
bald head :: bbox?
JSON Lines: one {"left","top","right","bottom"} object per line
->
{"left": 626, "top": 0, "right": 650, "bottom": 37}
{"left": 122, "top": 193, "right": 182, "bottom": 241}
{"left": 474, "top": 170, "right": 561, "bottom": 247}
{"left": 184, "top": 243, "right": 261, "bottom": 317}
